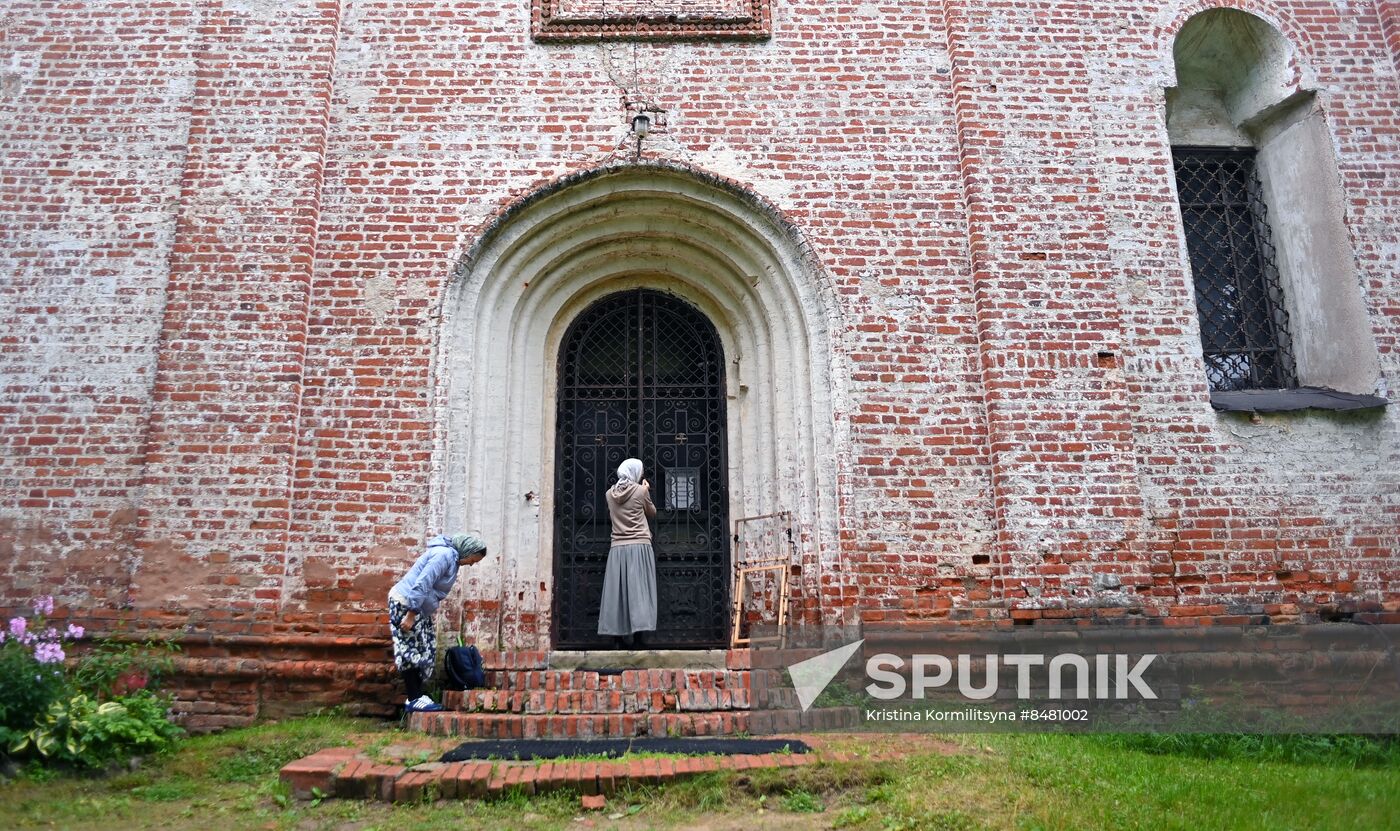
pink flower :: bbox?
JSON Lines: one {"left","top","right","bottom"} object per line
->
{"left": 32, "top": 596, "right": 54, "bottom": 617}
{"left": 33, "top": 641, "right": 65, "bottom": 665}
{"left": 66, "top": 623, "right": 85, "bottom": 639}
{"left": 7, "top": 617, "right": 24, "bottom": 638}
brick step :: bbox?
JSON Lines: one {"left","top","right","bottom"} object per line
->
{"left": 443, "top": 687, "right": 751, "bottom": 714}
{"left": 408, "top": 710, "right": 753, "bottom": 739}
{"left": 482, "top": 668, "right": 751, "bottom": 693}
{"left": 479, "top": 652, "right": 550, "bottom": 671}
{"left": 408, "top": 705, "right": 862, "bottom": 738}
{"left": 477, "top": 651, "right": 754, "bottom": 673}
{"left": 407, "top": 707, "right": 862, "bottom": 739}
{"left": 282, "top": 745, "right": 857, "bottom": 804}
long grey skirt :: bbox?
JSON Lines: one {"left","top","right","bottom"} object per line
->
{"left": 597, "top": 542, "right": 658, "bottom": 636}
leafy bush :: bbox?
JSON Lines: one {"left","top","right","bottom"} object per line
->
{"left": 77, "top": 689, "right": 182, "bottom": 764}
{"left": 72, "top": 634, "right": 178, "bottom": 700}
{"left": 1, "top": 596, "right": 183, "bottom": 772}
{"left": 10, "top": 690, "right": 182, "bottom": 768}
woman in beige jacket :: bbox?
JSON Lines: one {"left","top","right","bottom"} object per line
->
{"left": 597, "top": 457, "right": 657, "bottom": 646}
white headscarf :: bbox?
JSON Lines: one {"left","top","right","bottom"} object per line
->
{"left": 613, "top": 458, "right": 644, "bottom": 493}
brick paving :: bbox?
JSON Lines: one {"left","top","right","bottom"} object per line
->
{"left": 280, "top": 736, "right": 860, "bottom": 803}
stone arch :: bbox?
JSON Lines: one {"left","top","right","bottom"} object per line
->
{"left": 1166, "top": 7, "right": 1301, "bottom": 127}
{"left": 433, "top": 161, "right": 845, "bottom": 649}
{"left": 1155, "top": 2, "right": 1312, "bottom": 90}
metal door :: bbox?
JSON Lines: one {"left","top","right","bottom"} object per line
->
{"left": 553, "top": 290, "right": 729, "bottom": 648}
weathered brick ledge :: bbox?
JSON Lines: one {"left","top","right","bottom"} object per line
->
{"left": 280, "top": 743, "right": 857, "bottom": 803}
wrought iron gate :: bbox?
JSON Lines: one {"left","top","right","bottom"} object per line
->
{"left": 553, "top": 290, "right": 730, "bottom": 648}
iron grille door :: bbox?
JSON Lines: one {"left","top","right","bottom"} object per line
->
{"left": 554, "top": 290, "right": 729, "bottom": 648}
{"left": 1172, "top": 146, "right": 1297, "bottom": 391}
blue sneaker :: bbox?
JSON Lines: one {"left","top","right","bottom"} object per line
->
{"left": 406, "top": 695, "right": 444, "bottom": 712}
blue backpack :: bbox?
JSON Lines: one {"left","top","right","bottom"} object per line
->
{"left": 444, "top": 645, "right": 486, "bottom": 690}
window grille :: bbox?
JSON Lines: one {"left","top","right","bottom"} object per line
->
{"left": 1172, "top": 146, "right": 1297, "bottom": 391}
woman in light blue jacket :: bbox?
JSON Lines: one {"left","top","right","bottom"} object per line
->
{"left": 388, "top": 532, "right": 487, "bottom": 712}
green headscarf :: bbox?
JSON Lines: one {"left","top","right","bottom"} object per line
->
{"left": 448, "top": 532, "right": 487, "bottom": 559}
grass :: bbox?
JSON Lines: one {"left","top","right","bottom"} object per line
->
{"left": 918, "top": 733, "right": 1400, "bottom": 831}
{"left": 1095, "top": 732, "right": 1400, "bottom": 767}
{"left": 2, "top": 716, "right": 1398, "bottom": 830}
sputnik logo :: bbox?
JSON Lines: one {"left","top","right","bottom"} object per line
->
{"left": 787, "top": 639, "right": 865, "bottom": 712}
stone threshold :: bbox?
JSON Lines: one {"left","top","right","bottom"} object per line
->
{"left": 479, "top": 649, "right": 750, "bottom": 671}
{"left": 280, "top": 741, "right": 856, "bottom": 803}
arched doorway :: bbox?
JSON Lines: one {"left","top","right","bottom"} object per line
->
{"left": 436, "top": 162, "right": 843, "bottom": 650}
{"left": 553, "top": 289, "right": 730, "bottom": 649}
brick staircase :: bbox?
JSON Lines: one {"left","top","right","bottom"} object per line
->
{"left": 405, "top": 650, "right": 857, "bottom": 739}
{"left": 281, "top": 649, "right": 862, "bottom": 804}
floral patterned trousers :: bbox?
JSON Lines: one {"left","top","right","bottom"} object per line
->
{"left": 388, "top": 597, "right": 435, "bottom": 676}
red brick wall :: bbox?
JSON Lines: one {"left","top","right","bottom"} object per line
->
{"left": 1378, "top": 1, "right": 1400, "bottom": 74}
{"left": 2, "top": 1, "right": 1397, "bottom": 724}
{"left": 2, "top": 3, "right": 197, "bottom": 607}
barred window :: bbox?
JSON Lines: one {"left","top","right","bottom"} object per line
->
{"left": 1172, "top": 147, "right": 1297, "bottom": 391}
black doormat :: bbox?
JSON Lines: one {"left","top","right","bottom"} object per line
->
{"left": 440, "top": 737, "right": 811, "bottom": 762}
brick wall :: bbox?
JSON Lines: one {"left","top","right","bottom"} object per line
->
{"left": 2, "top": 0, "right": 1397, "bottom": 725}
{"left": 2, "top": 3, "right": 197, "bottom": 607}
{"left": 1375, "top": 1, "right": 1400, "bottom": 74}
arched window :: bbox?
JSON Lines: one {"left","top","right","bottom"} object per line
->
{"left": 1166, "top": 10, "right": 1383, "bottom": 407}
{"left": 1172, "top": 145, "right": 1294, "bottom": 390}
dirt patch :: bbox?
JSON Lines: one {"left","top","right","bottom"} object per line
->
{"left": 603, "top": 812, "right": 822, "bottom": 830}
{"left": 804, "top": 732, "right": 962, "bottom": 761}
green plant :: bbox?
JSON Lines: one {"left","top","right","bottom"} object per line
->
{"left": 19, "top": 758, "right": 59, "bottom": 783}
{"left": 865, "top": 781, "right": 897, "bottom": 804}
{"left": 0, "top": 597, "right": 74, "bottom": 751}
{"left": 72, "top": 634, "right": 180, "bottom": 700}
{"left": 10, "top": 692, "right": 98, "bottom": 761}
{"left": 782, "top": 788, "right": 825, "bottom": 813}
{"left": 1, "top": 600, "right": 191, "bottom": 777}
{"left": 834, "top": 804, "right": 875, "bottom": 827}
{"left": 9, "top": 689, "right": 182, "bottom": 769}
{"left": 78, "top": 689, "right": 182, "bottom": 764}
